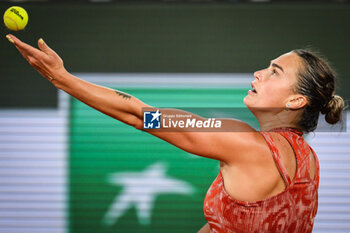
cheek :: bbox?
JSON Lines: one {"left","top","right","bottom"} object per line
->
{"left": 260, "top": 85, "right": 291, "bottom": 106}
{"left": 243, "top": 82, "right": 293, "bottom": 108}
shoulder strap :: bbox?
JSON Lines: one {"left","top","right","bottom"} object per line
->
{"left": 308, "top": 146, "right": 320, "bottom": 189}
{"left": 260, "top": 132, "right": 291, "bottom": 186}
{"left": 278, "top": 131, "right": 312, "bottom": 181}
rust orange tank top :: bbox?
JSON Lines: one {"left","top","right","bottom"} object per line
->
{"left": 203, "top": 128, "right": 320, "bottom": 233}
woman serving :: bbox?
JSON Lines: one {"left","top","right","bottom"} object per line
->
{"left": 6, "top": 34, "right": 344, "bottom": 233}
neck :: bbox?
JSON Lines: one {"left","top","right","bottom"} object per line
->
{"left": 254, "top": 109, "right": 301, "bottom": 132}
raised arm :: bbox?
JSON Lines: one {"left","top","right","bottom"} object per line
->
{"left": 6, "top": 35, "right": 260, "bottom": 164}
{"left": 6, "top": 34, "right": 148, "bottom": 126}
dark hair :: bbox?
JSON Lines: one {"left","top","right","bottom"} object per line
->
{"left": 292, "top": 49, "right": 345, "bottom": 133}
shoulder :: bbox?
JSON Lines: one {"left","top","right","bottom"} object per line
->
{"left": 214, "top": 119, "right": 272, "bottom": 164}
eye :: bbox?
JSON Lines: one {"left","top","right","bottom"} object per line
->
{"left": 271, "top": 69, "right": 277, "bottom": 76}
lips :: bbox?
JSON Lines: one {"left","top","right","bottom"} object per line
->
{"left": 250, "top": 82, "right": 257, "bottom": 94}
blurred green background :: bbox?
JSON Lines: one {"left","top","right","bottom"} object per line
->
{"left": 1, "top": 2, "right": 349, "bottom": 107}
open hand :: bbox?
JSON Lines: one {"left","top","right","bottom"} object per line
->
{"left": 6, "top": 34, "right": 66, "bottom": 82}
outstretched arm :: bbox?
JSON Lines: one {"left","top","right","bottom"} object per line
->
{"left": 6, "top": 34, "right": 148, "bottom": 126}
{"left": 6, "top": 35, "right": 260, "bottom": 164}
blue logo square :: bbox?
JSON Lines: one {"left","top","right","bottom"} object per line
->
{"left": 143, "top": 110, "right": 161, "bottom": 129}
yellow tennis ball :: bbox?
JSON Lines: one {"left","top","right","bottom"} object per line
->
{"left": 3, "top": 6, "right": 28, "bottom": 31}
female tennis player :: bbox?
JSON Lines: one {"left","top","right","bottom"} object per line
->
{"left": 6, "top": 34, "right": 344, "bottom": 233}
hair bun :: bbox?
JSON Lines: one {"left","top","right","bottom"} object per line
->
{"left": 321, "top": 95, "right": 345, "bottom": 124}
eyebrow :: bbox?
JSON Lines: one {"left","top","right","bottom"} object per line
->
{"left": 270, "top": 62, "right": 284, "bottom": 73}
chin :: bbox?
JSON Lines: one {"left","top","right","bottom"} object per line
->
{"left": 243, "top": 97, "right": 254, "bottom": 113}
{"left": 243, "top": 95, "right": 253, "bottom": 108}
{"left": 243, "top": 96, "right": 262, "bottom": 117}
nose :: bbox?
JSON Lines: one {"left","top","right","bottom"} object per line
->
{"left": 254, "top": 70, "right": 262, "bottom": 81}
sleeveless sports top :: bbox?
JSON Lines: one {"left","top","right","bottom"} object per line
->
{"left": 203, "top": 128, "right": 320, "bottom": 233}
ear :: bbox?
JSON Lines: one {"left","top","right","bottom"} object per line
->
{"left": 286, "top": 94, "right": 308, "bottom": 110}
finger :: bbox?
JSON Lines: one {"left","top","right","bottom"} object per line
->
{"left": 6, "top": 34, "right": 43, "bottom": 56}
{"left": 13, "top": 44, "right": 38, "bottom": 67}
{"left": 6, "top": 34, "right": 14, "bottom": 43}
{"left": 7, "top": 34, "right": 32, "bottom": 50}
{"left": 37, "top": 38, "right": 54, "bottom": 55}
{"left": 14, "top": 44, "right": 29, "bottom": 59}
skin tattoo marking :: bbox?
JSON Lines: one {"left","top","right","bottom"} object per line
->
{"left": 115, "top": 90, "right": 131, "bottom": 100}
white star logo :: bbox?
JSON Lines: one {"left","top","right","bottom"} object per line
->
{"left": 150, "top": 110, "right": 161, "bottom": 122}
{"left": 103, "top": 162, "right": 195, "bottom": 226}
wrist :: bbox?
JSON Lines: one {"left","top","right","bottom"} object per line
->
{"left": 50, "top": 68, "right": 70, "bottom": 89}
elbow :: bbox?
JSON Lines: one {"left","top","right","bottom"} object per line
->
{"left": 133, "top": 120, "right": 143, "bottom": 130}
{"left": 127, "top": 115, "right": 143, "bottom": 130}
